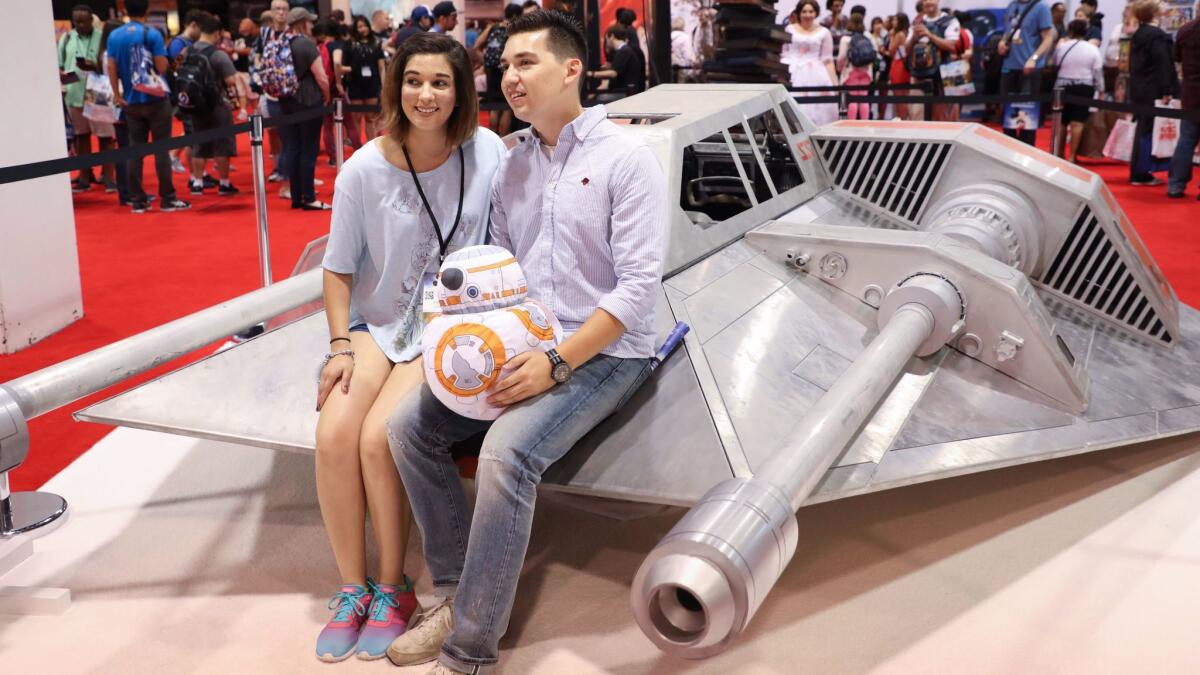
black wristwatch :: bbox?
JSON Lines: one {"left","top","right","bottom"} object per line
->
{"left": 546, "top": 348, "right": 573, "bottom": 384}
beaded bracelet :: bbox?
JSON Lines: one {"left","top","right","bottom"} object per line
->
{"left": 318, "top": 349, "right": 355, "bottom": 384}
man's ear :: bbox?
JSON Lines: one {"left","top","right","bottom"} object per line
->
{"left": 563, "top": 56, "right": 584, "bottom": 87}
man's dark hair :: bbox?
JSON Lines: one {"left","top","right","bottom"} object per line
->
{"left": 71, "top": 4, "right": 93, "bottom": 16}
{"left": 197, "top": 12, "right": 221, "bottom": 35}
{"left": 605, "top": 24, "right": 633, "bottom": 41}
{"left": 615, "top": 8, "right": 636, "bottom": 25}
{"left": 125, "top": 0, "right": 149, "bottom": 18}
{"left": 953, "top": 10, "right": 971, "bottom": 26}
{"left": 522, "top": 0, "right": 540, "bottom": 10}
{"left": 849, "top": 4, "right": 867, "bottom": 17}
{"left": 507, "top": 9, "right": 586, "bottom": 64}
{"left": 182, "top": 9, "right": 205, "bottom": 27}
{"left": 1067, "top": 18, "right": 1088, "bottom": 38}
{"left": 504, "top": 3, "right": 524, "bottom": 20}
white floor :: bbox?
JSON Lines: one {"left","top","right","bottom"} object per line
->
{"left": 3, "top": 426, "right": 1200, "bottom": 673}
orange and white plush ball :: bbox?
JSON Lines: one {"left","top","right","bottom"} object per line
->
{"left": 422, "top": 245, "right": 563, "bottom": 420}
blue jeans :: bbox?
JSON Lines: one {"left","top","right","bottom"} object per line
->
{"left": 1168, "top": 119, "right": 1200, "bottom": 193}
{"left": 277, "top": 106, "right": 323, "bottom": 206}
{"left": 387, "top": 353, "right": 652, "bottom": 672}
{"left": 266, "top": 99, "right": 289, "bottom": 178}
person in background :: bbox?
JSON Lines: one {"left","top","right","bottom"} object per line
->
{"left": 887, "top": 12, "right": 912, "bottom": 119}
{"left": 314, "top": 31, "right": 504, "bottom": 664}
{"left": 522, "top": 0, "right": 542, "bottom": 15}
{"left": 1051, "top": 2, "right": 1067, "bottom": 41}
{"left": 908, "top": 0, "right": 960, "bottom": 121}
{"left": 259, "top": 0, "right": 291, "bottom": 186}
{"left": 331, "top": 8, "right": 347, "bottom": 25}
{"left": 475, "top": 3, "right": 523, "bottom": 132}
{"left": 1079, "top": 0, "right": 1104, "bottom": 44}
{"left": 1167, "top": 12, "right": 1200, "bottom": 199}
{"left": 1127, "top": 0, "right": 1178, "bottom": 186}
{"left": 785, "top": 0, "right": 839, "bottom": 125}
{"left": 336, "top": 15, "right": 387, "bottom": 144}
{"left": 232, "top": 17, "right": 257, "bottom": 121}
{"left": 59, "top": 4, "right": 109, "bottom": 193}
{"left": 615, "top": 8, "right": 651, "bottom": 81}
{"left": 821, "top": 0, "right": 849, "bottom": 62}
{"left": 278, "top": 7, "right": 332, "bottom": 210}
{"left": 836, "top": 13, "right": 878, "bottom": 119}
{"left": 996, "top": 0, "right": 1055, "bottom": 145}
{"left": 671, "top": 14, "right": 699, "bottom": 81}
{"left": 432, "top": 2, "right": 460, "bottom": 35}
{"left": 371, "top": 9, "right": 394, "bottom": 42}
{"left": 871, "top": 16, "right": 887, "bottom": 44}
{"left": 187, "top": 12, "right": 242, "bottom": 197}
{"left": 106, "top": 0, "right": 189, "bottom": 213}
{"left": 465, "top": 19, "right": 480, "bottom": 48}
{"left": 96, "top": 17, "right": 124, "bottom": 198}
{"left": 587, "top": 25, "right": 646, "bottom": 98}
{"left": 319, "top": 20, "right": 362, "bottom": 164}
{"left": 390, "top": 6, "right": 433, "bottom": 53}
{"left": 166, "top": 10, "right": 203, "bottom": 176}
{"left": 1053, "top": 18, "right": 1104, "bottom": 161}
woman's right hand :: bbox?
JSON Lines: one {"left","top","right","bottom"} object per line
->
{"left": 317, "top": 354, "right": 354, "bottom": 411}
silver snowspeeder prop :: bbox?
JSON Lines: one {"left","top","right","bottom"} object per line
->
{"left": 77, "top": 85, "right": 1200, "bottom": 658}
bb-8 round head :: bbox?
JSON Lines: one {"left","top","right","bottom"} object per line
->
{"left": 423, "top": 246, "right": 562, "bottom": 420}
{"left": 437, "top": 245, "right": 527, "bottom": 314}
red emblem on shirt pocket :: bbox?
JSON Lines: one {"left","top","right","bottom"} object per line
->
{"left": 581, "top": 177, "right": 589, "bottom": 185}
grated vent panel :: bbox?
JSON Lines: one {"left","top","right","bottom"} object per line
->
{"left": 1041, "top": 206, "right": 1172, "bottom": 344}
{"left": 815, "top": 138, "right": 952, "bottom": 224}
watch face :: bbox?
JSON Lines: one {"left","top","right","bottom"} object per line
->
{"left": 552, "top": 362, "right": 572, "bottom": 383}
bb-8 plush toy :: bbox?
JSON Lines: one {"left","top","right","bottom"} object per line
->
{"left": 422, "top": 245, "right": 563, "bottom": 420}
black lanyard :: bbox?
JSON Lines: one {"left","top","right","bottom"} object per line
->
{"left": 401, "top": 143, "right": 465, "bottom": 264}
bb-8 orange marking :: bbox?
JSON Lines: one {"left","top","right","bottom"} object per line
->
{"left": 433, "top": 323, "right": 509, "bottom": 397}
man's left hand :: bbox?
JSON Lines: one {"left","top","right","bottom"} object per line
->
{"left": 488, "top": 351, "right": 555, "bottom": 407}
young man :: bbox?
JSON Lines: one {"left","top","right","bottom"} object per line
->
{"left": 277, "top": 7, "right": 331, "bottom": 210}
{"left": 588, "top": 25, "right": 646, "bottom": 98}
{"left": 106, "top": 0, "right": 189, "bottom": 213}
{"left": 187, "top": 12, "right": 242, "bottom": 196}
{"left": 389, "top": 6, "right": 433, "bottom": 54}
{"left": 907, "top": 0, "right": 960, "bottom": 121}
{"left": 58, "top": 4, "right": 109, "bottom": 192}
{"left": 432, "top": 2, "right": 460, "bottom": 34}
{"left": 167, "top": 10, "right": 203, "bottom": 175}
{"left": 1167, "top": 14, "right": 1200, "bottom": 199}
{"left": 996, "top": 0, "right": 1055, "bottom": 145}
{"left": 385, "top": 11, "right": 667, "bottom": 675}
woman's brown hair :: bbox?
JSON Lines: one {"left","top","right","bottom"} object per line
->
{"left": 793, "top": 0, "right": 822, "bottom": 21}
{"left": 379, "top": 33, "right": 478, "bottom": 148}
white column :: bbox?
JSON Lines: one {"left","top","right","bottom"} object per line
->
{"left": 0, "top": 3, "right": 83, "bottom": 354}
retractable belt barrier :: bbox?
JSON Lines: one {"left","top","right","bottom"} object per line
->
{"left": 4, "top": 89, "right": 1199, "bottom": 187}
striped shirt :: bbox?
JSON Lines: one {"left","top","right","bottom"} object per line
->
{"left": 489, "top": 105, "right": 668, "bottom": 359}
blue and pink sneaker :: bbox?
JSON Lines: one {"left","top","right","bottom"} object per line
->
{"left": 315, "top": 583, "right": 374, "bottom": 662}
{"left": 354, "top": 577, "right": 421, "bottom": 660}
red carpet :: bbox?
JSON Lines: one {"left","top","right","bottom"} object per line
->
{"left": 1, "top": 121, "right": 1198, "bottom": 491}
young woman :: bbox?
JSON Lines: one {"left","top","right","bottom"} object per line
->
{"left": 784, "top": 0, "right": 839, "bottom": 126}
{"left": 837, "top": 14, "right": 879, "bottom": 120}
{"left": 335, "top": 15, "right": 386, "bottom": 143}
{"left": 314, "top": 32, "right": 505, "bottom": 663}
{"left": 1053, "top": 19, "right": 1104, "bottom": 162}
{"left": 887, "top": 12, "right": 912, "bottom": 120}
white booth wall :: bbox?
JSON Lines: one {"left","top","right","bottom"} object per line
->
{"left": 0, "top": 2, "right": 82, "bottom": 355}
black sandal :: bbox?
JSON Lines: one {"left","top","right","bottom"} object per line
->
{"left": 300, "top": 201, "right": 332, "bottom": 211}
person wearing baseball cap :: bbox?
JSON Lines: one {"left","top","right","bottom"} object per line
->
{"left": 432, "top": 2, "right": 459, "bottom": 33}
{"left": 390, "top": 6, "right": 434, "bottom": 52}
{"left": 286, "top": 6, "right": 318, "bottom": 28}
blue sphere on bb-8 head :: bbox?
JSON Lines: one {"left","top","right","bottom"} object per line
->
{"left": 422, "top": 245, "right": 563, "bottom": 420}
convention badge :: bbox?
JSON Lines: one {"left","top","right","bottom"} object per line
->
{"left": 421, "top": 272, "right": 440, "bottom": 324}
{"left": 361, "top": 65, "right": 372, "bottom": 78}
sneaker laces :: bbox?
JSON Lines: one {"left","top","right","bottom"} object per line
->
{"left": 409, "top": 598, "right": 452, "bottom": 640}
{"left": 327, "top": 588, "right": 369, "bottom": 623}
{"left": 365, "top": 576, "right": 414, "bottom": 622}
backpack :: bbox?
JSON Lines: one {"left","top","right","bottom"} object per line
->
{"left": 128, "top": 24, "right": 170, "bottom": 98}
{"left": 259, "top": 31, "right": 299, "bottom": 98}
{"left": 847, "top": 32, "right": 876, "bottom": 67}
{"left": 174, "top": 44, "right": 222, "bottom": 113}
{"left": 483, "top": 25, "right": 507, "bottom": 70}
{"left": 907, "top": 15, "right": 952, "bottom": 79}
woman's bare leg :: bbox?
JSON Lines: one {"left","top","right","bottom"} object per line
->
{"left": 1069, "top": 121, "right": 1085, "bottom": 161}
{"left": 362, "top": 98, "right": 380, "bottom": 141}
{"left": 314, "top": 331, "right": 392, "bottom": 585}
{"left": 359, "top": 359, "right": 424, "bottom": 585}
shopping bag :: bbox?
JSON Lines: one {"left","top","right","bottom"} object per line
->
{"left": 82, "top": 71, "right": 115, "bottom": 123}
{"left": 1103, "top": 118, "right": 1135, "bottom": 162}
{"left": 1151, "top": 99, "right": 1181, "bottom": 159}
{"left": 939, "top": 60, "right": 975, "bottom": 97}
{"left": 1002, "top": 101, "right": 1041, "bottom": 131}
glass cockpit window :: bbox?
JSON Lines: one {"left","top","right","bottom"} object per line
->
{"left": 679, "top": 125, "right": 756, "bottom": 225}
{"left": 748, "top": 109, "right": 805, "bottom": 193}
{"left": 779, "top": 100, "right": 803, "bottom": 136}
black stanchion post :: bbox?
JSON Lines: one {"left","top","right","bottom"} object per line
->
{"left": 1051, "top": 87, "right": 1065, "bottom": 158}
{"left": 839, "top": 90, "right": 848, "bottom": 120}
{"left": 924, "top": 82, "right": 934, "bottom": 122}
{"left": 334, "top": 98, "right": 345, "bottom": 174}
{"left": 235, "top": 114, "right": 272, "bottom": 341}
